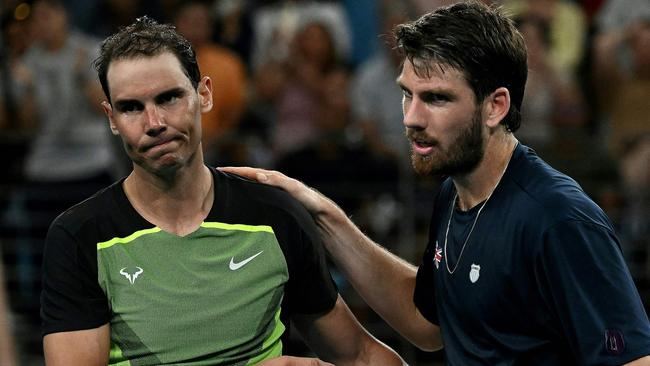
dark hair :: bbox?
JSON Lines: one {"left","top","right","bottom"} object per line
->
{"left": 93, "top": 16, "right": 201, "bottom": 103}
{"left": 394, "top": 1, "right": 527, "bottom": 132}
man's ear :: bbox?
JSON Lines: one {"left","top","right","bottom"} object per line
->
{"left": 101, "top": 101, "right": 119, "bottom": 135}
{"left": 483, "top": 87, "right": 510, "bottom": 129}
{"left": 198, "top": 76, "right": 213, "bottom": 113}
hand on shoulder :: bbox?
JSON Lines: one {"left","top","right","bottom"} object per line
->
{"left": 218, "top": 167, "right": 332, "bottom": 216}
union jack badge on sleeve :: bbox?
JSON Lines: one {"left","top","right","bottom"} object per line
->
{"left": 434, "top": 241, "right": 443, "bottom": 269}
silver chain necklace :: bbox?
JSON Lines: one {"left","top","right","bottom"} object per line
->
{"left": 444, "top": 143, "right": 517, "bottom": 274}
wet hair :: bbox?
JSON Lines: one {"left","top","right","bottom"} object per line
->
{"left": 394, "top": 1, "right": 527, "bottom": 132}
{"left": 93, "top": 16, "right": 201, "bottom": 103}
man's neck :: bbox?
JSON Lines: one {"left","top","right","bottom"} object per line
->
{"left": 124, "top": 163, "right": 214, "bottom": 236}
{"left": 452, "top": 134, "right": 518, "bottom": 211}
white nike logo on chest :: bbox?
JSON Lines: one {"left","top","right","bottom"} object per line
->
{"left": 229, "top": 251, "right": 264, "bottom": 270}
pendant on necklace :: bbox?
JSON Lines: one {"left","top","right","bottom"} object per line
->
{"left": 469, "top": 263, "right": 481, "bottom": 283}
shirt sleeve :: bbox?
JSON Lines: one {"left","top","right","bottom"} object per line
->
{"left": 413, "top": 183, "right": 454, "bottom": 327}
{"left": 274, "top": 194, "right": 338, "bottom": 316}
{"left": 41, "top": 220, "right": 109, "bottom": 336}
{"left": 414, "top": 242, "right": 439, "bottom": 325}
{"left": 535, "top": 220, "right": 650, "bottom": 365}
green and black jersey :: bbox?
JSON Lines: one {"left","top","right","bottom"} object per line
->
{"left": 41, "top": 168, "right": 338, "bottom": 365}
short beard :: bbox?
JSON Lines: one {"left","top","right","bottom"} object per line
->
{"left": 409, "top": 108, "right": 485, "bottom": 177}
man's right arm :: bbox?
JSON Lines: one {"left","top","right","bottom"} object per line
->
{"left": 41, "top": 217, "right": 112, "bottom": 365}
{"left": 219, "top": 167, "right": 442, "bottom": 351}
{"left": 43, "top": 324, "right": 110, "bottom": 365}
{"left": 308, "top": 197, "right": 442, "bottom": 351}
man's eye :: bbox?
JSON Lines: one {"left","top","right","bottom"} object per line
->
{"left": 422, "top": 93, "right": 449, "bottom": 104}
{"left": 161, "top": 94, "right": 178, "bottom": 103}
{"left": 118, "top": 102, "right": 142, "bottom": 113}
{"left": 158, "top": 91, "right": 183, "bottom": 104}
{"left": 402, "top": 89, "right": 412, "bottom": 99}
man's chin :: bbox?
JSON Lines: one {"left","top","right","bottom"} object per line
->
{"left": 411, "top": 155, "right": 437, "bottom": 176}
{"left": 411, "top": 154, "right": 469, "bottom": 177}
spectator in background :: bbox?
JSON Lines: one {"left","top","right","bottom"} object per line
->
{"left": 173, "top": 0, "right": 247, "bottom": 165}
{"left": 0, "top": 8, "right": 36, "bottom": 133}
{"left": 212, "top": 0, "right": 255, "bottom": 71}
{"left": 514, "top": 14, "right": 586, "bottom": 154}
{"left": 0, "top": 8, "right": 37, "bottom": 183}
{"left": 5, "top": 0, "right": 118, "bottom": 333}
{"left": 350, "top": 1, "right": 414, "bottom": 160}
{"left": 20, "top": 0, "right": 118, "bottom": 185}
{"left": 276, "top": 68, "right": 399, "bottom": 236}
{"left": 593, "top": 0, "right": 650, "bottom": 35}
{"left": 592, "top": 13, "right": 650, "bottom": 158}
{"left": 250, "top": 1, "right": 350, "bottom": 72}
{"left": 269, "top": 20, "right": 344, "bottom": 159}
{"left": 512, "top": 6, "right": 612, "bottom": 201}
{"left": 0, "top": 5, "right": 35, "bottom": 362}
{"left": 338, "top": 0, "right": 380, "bottom": 68}
{"left": 503, "top": 0, "right": 588, "bottom": 78}
{"left": 58, "top": 0, "right": 101, "bottom": 35}
{"left": 224, "top": 59, "right": 285, "bottom": 169}
{"left": 209, "top": 14, "right": 348, "bottom": 168}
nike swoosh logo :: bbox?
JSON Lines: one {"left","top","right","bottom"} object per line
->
{"left": 229, "top": 251, "right": 264, "bottom": 270}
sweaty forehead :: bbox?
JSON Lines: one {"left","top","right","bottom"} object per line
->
{"left": 107, "top": 52, "right": 184, "bottom": 78}
{"left": 107, "top": 53, "right": 191, "bottom": 99}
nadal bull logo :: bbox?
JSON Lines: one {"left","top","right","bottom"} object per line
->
{"left": 120, "top": 266, "right": 144, "bottom": 284}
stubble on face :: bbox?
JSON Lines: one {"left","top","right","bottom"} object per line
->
{"left": 407, "top": 106, "right": 485, "bottom": 177}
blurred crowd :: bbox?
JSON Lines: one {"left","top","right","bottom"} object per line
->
{"left": 0, "top": 0, "right": 648, "bottom": 364}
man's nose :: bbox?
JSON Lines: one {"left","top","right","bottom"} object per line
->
{"left": 144, "top": 105, "right": 166, "bottom": 136}
{"left": 403, "top": 97, "right": 427, "bottom": 131}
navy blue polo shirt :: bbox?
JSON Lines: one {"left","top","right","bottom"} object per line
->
{"left": 414, "top": 143, "right": 650, "bottom": 365}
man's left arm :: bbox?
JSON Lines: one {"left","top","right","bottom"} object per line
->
{"left": 293, "top": 295, "right": 406, "bottom": 366}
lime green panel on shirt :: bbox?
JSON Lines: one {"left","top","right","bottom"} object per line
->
{"left": 97, "top": 222, "right": 289, "bottom": 365}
